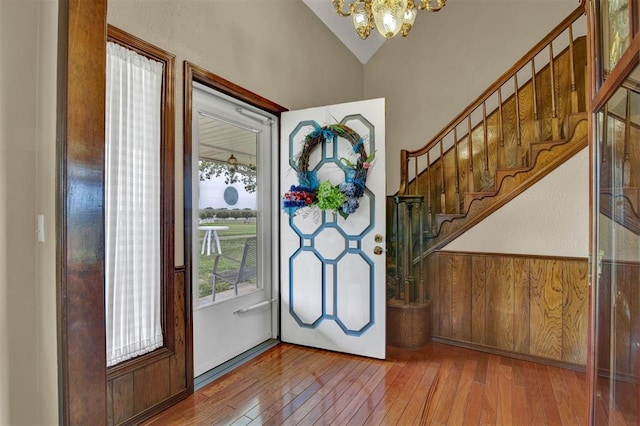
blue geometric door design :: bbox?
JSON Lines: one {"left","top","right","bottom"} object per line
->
{"left": 287, "top": 115, "right": 376, "bottom": 336}
{"left": 280, "top": 98, "right": 386, "bottom": 360}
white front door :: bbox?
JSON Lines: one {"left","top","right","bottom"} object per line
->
{"left": 192, "top": 83, "right": 278, "bottom": 377}
{"left": 280, "top": 98, "right": 386, "bottom": 359}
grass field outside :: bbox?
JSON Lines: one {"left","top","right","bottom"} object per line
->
{"left": 197, "top": 220, "right": 257, "bottom": 302}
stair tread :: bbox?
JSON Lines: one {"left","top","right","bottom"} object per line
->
{"left": 496, "top": 167, "right": 529, "bottom": 173}
{"left": 532, "top": 139, "right": 566, "bottom": 145}
{"left": 531, "top": 139, "right": 567, "bottom": 147}
{"left": 436, "top": 213, "right": 466, "bottom": 219}
{"left": 466, "top": 191, "right": 495, "bottom": 196}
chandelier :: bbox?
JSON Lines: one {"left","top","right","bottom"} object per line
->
{"left": 332, "top": 0, "right": 446, "bottom": 40}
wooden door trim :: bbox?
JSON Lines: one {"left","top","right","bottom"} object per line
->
{"left": 184, "top": 62, "right": 288, "bottom": 115}
{"left": 104, "top": 24, "right": 177, "bottom": 383}
{"left": 57, "top": 0, "right": 108, "bottom": 423}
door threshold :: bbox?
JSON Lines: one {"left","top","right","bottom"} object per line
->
{"left": 194, "top": 339, "right": 280, "bottom": 390}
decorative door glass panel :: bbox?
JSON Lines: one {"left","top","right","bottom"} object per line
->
{"left": 601, "top": 0, "right": 631, "bottom": 73}
{"left": 594, "top": 63, "right": 640, "bottom": 423}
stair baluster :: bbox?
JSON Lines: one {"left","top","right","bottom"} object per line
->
{"left": 498, "top": 88, "right": 505, "bottom": 169}
{"left": 623, "top": 88, "right": 631, "bottom": 187}
{"left": 413, "top": 152, "right": 419, "bottom": 197}
{"left": 454, "top": 128, "right": 461, "bottom": 214}
{"left": 602, "top": 104, "right": 608, "bottom": 167}
{"left": 467, "top": 115, "right": 475, "bottom": 193}
{"left": 549, "top": 42, "right": 560, "bottom": 140}
{"left": 440, "top": 140, "right": 446, "bottom": 213}
{"left": 531, "top": 59, "right": 541, "bottom": 141}
{"left": 569, "top": 25, "right": 579, "bottom": 114}
{"left": 514, "top": 73, "right": 523, "bottom": 167}
{"left": 426, "top": 151, "right": 433, "bottom": 234}
{"left": 482, "top": 102, "right": 490, "bottom": 188}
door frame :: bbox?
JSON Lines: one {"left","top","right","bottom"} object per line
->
{"left": 183, "top": 64, "right": 287, "bottom": 384}
{"left": 189, "top": 80, "right": 279, "bottom": 377}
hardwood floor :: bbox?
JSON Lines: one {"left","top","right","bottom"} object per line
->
{"left": 142, "top": 342, "right": 587, "bottom": 425}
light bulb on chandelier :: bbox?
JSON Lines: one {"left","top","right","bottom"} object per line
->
{"left": 333, "top": 0, "right": 445, "bottom": 40}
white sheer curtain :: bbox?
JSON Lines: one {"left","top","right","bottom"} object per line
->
{"left": 105, "top": 41, "right": 164, "bottom": 367}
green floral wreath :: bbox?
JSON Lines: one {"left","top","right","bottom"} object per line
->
{"left": 282, "top": 123, "right": 375, "bottom": 219}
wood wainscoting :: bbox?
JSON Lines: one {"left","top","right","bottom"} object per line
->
{"left": 427, "top": 251, "right": 588, "bottom": 366}
{"left": 107, "top": 267, "right": 188, "bottom": 425}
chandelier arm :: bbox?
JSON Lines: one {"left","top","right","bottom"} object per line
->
{"left": 332, "top": 0, "right": 353, "bottom": 17}
{"left": 419, "top": 0, "right": 446, "bottom": 12}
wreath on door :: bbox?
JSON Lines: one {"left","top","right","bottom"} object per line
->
{"left": 282, "top": 123, "right": 375, "bottom": 219}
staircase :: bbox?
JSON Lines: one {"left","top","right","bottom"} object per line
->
{"left": 397, "top": 7, "right": 588, "bottom": 254}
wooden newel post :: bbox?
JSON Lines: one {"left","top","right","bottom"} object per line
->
{"left": 388, "top": 195, "right": 431, "bottom": 349}
{"left": 399, "top": 149, "right": 409, "bottom": 196}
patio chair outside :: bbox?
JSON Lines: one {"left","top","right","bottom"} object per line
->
{"left": 211, "top": 236, "right": 257, "bottom": 301}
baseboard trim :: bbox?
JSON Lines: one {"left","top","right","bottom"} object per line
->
{"left": 194, "top": 338, "right": 280, "bottom": 390}
{"left": 431, "top": 337, "right": 586, "bottom": 373}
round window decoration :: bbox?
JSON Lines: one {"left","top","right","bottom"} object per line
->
{"left": 223, "top": 186, "right": 239, "bottom": 206}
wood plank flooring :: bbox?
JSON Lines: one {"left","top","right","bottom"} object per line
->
{"left": 142, "top": 342, "right": 587, "bottom": 425}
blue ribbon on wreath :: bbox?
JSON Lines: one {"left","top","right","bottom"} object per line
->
{"left": 309, "top": 123, "right": 335, "bottom": 142}
{"left": 352, "top": 138, "right": 364, "bottom": 153}
{"left": 345, "top": 175, "right": 366, "bottom": 197}
{"left": 297, "top": 170, "right": 319, "bottom": 190}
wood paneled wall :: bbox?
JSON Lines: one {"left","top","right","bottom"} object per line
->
{"left": 427, "top": 251, "right": 588, "bottom": 365}
{"left": 107, "top": 268, "right": 188, "bottom": 425}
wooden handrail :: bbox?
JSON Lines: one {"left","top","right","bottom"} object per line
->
{"left": 399, "top": 6, "right": 585, "bottom": 194}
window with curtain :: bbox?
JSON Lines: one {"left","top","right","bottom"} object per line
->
{"left": 105, "top": 41, "right": 163, "bottom": 367}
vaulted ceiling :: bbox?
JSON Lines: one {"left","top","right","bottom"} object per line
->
{"left": 302, "top": 0, "right": 579, "bottom": 64}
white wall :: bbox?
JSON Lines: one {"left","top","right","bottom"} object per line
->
{"left": 0, "top": 0, "right": 58, "bottom": 424}
{"left": 444, "top": 148, "right": 589, "bottom": 257}
{"left": 35, "top": 1, "right": 59, "bottom": 423}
